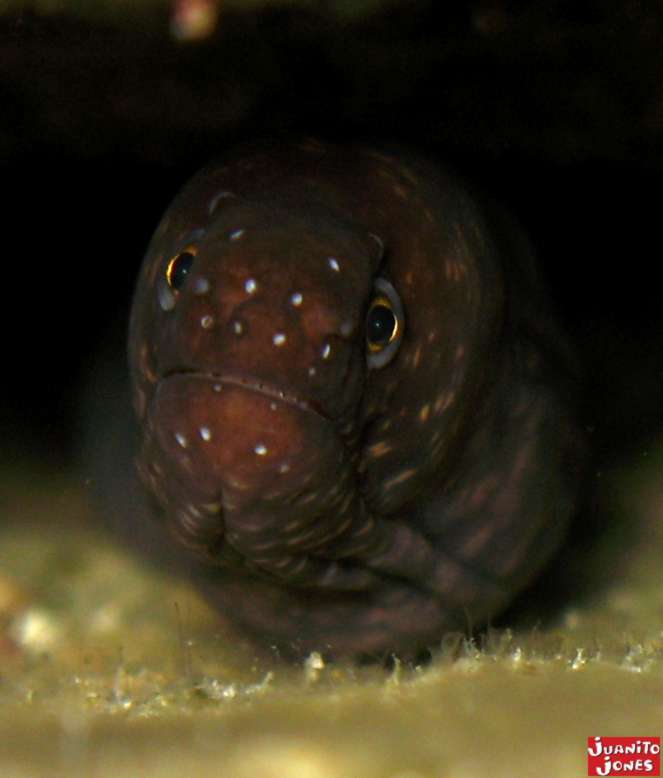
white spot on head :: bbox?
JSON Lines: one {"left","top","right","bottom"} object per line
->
{"left": 279, "top": 463, "right": 290, "bottom": 474}
{"left": 269, "top": 402, "right": 278, "bottom": 411}
{"left": 340, "top": 320, "right": 353, "bottom": 337}
{"left": 290, "top": 292, "right": 303, "bottom": 306}
{"left": 254, "top": 443, "right": 268, "bottom": 456}
{"left": 321, "top": 343, "right": 331, "bottom": 360}
{"left": 158, "top": 284, "right": 176, "bottom": 311}
{"left": 175, "top": 432, "right": 188, "bottom": 448}
{"left": 213, "top": 383, "right": 222, "bottom": 392}
{"left": 193, "top": 277, "right": 210, "bottom": 295}
{"left": 232, "top": 321, "right": 244, "bottom": 335}
{"left": 273, "top": 332, "right": 286, "bottom": 346}
{"left": 245, "top": 278, "right": 257, "bottom": 294}
{"left": 229, "top": 228, "right": 245, "bottom": 241}
{"left": 199, "top": 426, "right": 212, "bottom": 441}
{"left": 328, "top": 257, "right": 340, "bottom": 272}
{"left": 201, "top": 314, "right": 214, "bottom": 329}
{"left": 308, "top": 366, "right": 316, "bottom": 377}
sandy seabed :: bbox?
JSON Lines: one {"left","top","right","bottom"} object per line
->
{"left": 1, "top": 449, "right": 662, "bottom": 778}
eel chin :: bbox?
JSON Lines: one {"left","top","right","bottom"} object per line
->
{"left": 149, "top": 372, "right": 369, "bottom": 580}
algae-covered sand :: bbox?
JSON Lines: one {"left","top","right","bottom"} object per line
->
{"left": 1, "top": 448, "right": 662, "bottom": 778}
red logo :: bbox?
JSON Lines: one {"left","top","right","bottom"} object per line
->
{"left": 588, "top": 737, "right": 660, "bottom": 776}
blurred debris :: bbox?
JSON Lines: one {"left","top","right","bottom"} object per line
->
{"left": 2, "top": 1, "right": 663, "bottom": 165}
{"left": 170, "top": 0, "right": 220, "bottom": 41}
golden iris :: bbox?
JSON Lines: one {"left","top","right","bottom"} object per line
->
{"left": 366, "top": 296, "right": 399, "bottom": 352}
{"left": 166, "top": 250, "right": 196, "bottom": 291}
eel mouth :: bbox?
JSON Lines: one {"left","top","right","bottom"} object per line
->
{"left": 159, "top": 368, "right": 329, "bottom": 421}
{"left": 149, "top": 368, "right": 338, "bottom": 505}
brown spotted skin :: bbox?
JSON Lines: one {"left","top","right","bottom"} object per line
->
{"left": 129, "top": 140, "right": 583, "bottom": 659}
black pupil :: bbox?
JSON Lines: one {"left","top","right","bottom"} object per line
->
{"left": 169, "top": 252, "right": 194, "bottom": 290}
{"left": 367, "top": 304, "right": 396, "bottom": 345}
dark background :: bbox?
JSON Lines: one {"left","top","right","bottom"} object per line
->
{"left": 3, "top": 0, "right": 663, "bottom": 478}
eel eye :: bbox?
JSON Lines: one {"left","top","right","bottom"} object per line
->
{"left": 367, "top": 298, "right": 398, "bottom": 350}
{"left": 366, "top": 278, "right": 404, "bottom": 369}
{"left": 166, "top": 250, "right": 196, "bottom": 291}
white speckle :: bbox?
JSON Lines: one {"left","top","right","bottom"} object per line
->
{"left": 199, "top": 426, "right": 212, "bottom": 441}
{"left": 193, "top": 277, "right": 210, "bottom": 295}
{"left": 158, "top": 284, "right": 176, "bottom": 311}
{"left": 213, "top": 383, "right": 222, "bottom": 392}
{"left": 232, "top": 321, "right": 244, "bottom": 335}
{"left": 208, "top": 190, "right": 235, "bottom": 214}
{"left": 321, "top": 343, "right": 331, "bottom": 360}
{"left": 273, "top": 332, "right": 286, "bottom": 346}
{"left": 254, "top": 443, "right": 268, "bottom": 456}
{"left": 269, "top": 402, "right": 278, "bottom": 411}
{"left": 279, "top": 463, "right": 290, "bottom": 474}
{"left": 328, "top": 257, "right": 340, "bottom": 272}
{"left": 11, "top": 609, "right": 62, "bottom": 651}
{"left": 175, "top": 433, "right": 188, "bottom": 448}
{"left": 290, "top": 292, "right": 303, "bottom": 306}
{"left": 201, "top": 314, "right": 214, "bottom": 329}
{"left": 340, "top": 320, "right": 353, "bottom": 337}
{"left": 308, "top": 366, "right": 317, "bottom": 377}
{"left": 229, "top": 228, "right": 245, "bottom": 241}
{"left": 245, "top": 278, "right": 257, "bottom": 294}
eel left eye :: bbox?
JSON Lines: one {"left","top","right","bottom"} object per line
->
{"left": 166, "top": 250, "right": 196, "bottom": 291}
{"left": 366, "top": 278, "right": 404, "bottom": 369}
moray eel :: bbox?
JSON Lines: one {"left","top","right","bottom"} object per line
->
{"left": 129, "top": 140, "right": 583, "bottom": 659}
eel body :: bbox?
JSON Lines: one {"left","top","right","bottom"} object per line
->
{"left": 129, "top": 140, "right": 583, "bottom": 659}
